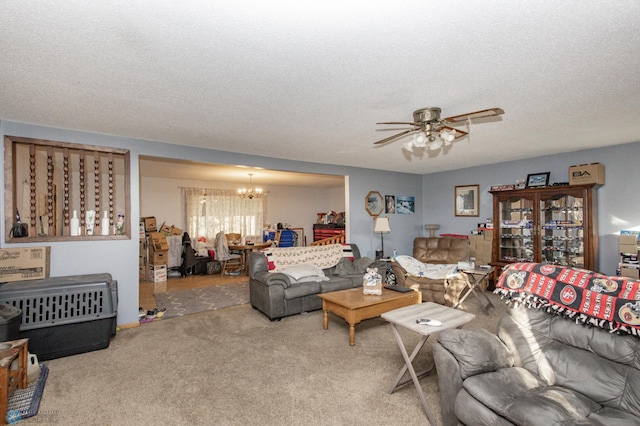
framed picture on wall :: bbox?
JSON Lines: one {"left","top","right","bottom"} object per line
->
{"left": 455, "top": 184, "right": 479, "bottom": 217}
{"left": 385, "top": 195, "right": 396, "bottom": 214}
{"left": 396, "top": 196, "right": 415, "bottom": 214}
{"left": 291, "top": 228, "right": 305, "bottom": 246}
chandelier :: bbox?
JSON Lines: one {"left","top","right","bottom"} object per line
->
{"left": 238, "top": 173, "right": 263, "bottom": 199}
{"left": 402, "top": 127, "right": 458, "bottom": 153}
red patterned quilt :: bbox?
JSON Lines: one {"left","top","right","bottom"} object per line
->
{"left": 495, "top": 263, "right": 640, "bottom": 336}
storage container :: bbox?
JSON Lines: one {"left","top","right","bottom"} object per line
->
{"left": 0, "top": 303, "right": 22, "bottom": 341}
{"left": 0, "top": 273, "right": 117, "bottom": 360}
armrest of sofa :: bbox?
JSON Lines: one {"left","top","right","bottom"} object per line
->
{"left": 436, "top": 328, "right": 514, "bottom": 379}
{"left": 248, "top": 252, "right": 293, "bottom": 288}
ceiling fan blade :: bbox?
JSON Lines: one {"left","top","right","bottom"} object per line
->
{"left": 443, "top": 108, "right": 504, "bottom": 124}
{"left": 442, "top": 125, "right": 468, "bottom": 138}
{"left": 376, "top": 121, "right": 421, "bottom": 126}
{"left": 373, "top": 129, "right": 419, "bottom": 145}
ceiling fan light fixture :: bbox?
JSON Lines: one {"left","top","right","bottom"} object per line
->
{"left": 402, "top": 140, "right": 414, "bottom": 152}
{"left": 440, "top": 129, "right": 455, "bottom": 143}
{"left": 413, "top": 132, "right": 427, "bottom": 147}
{"left": 427, "top": 138, "right": 443, "bottom": 151}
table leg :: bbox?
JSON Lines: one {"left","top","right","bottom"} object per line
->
{"left": 323, "top": 309, "right": 329, "bottom": 330}
{"left": 349, "top": 323, "right": 355, "bottom": 346}
{"left": 387, "top": 324, "right": 437, "bottom": 425}
{"left": 455, "top": 275, "right": 494, "bottom": 314}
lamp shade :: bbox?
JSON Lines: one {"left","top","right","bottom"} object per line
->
{"left": 373, "top": 217, "right": 391, "bottom": 233}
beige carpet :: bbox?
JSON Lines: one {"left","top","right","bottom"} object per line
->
{"left": 25, "top": 290, "right": 507, "bottom": 425}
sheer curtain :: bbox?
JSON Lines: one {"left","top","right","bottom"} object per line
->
{"left": 183, "top": 187, "right": 267, "bottom": 243}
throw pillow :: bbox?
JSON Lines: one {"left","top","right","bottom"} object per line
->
{"left": 281, "top": 264, "right": 327, "bottom": 281}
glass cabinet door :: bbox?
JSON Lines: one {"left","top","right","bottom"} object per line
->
{"left": 539, "top": 192, "right": 585, "bottom": 267}
{"left": 498, "top": 195, "right": 535, "bottom": 263}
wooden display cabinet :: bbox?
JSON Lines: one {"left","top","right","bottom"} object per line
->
{"left": 490, "top": 184, "right": 598, "bottom": 272}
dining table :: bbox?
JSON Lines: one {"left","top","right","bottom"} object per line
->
{"left": 227, "top": 242, "right": 272, "bottom": 274}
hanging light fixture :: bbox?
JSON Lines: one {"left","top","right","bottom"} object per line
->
{"left": 238, "top": 173, "right": 263, "bottom": 199}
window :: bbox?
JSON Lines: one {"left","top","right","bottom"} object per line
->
{"left": 4, "top": 136, "right": 130, "bottom": 242}
{"left": 183, "top": 187, "right": 266, "bottom": 242}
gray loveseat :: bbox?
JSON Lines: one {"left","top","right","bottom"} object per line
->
{"left": 249, "top": 244, "right": 385, "bottom": 320}
{"left": 433, "top": 304, "right": 640, "bottom": 425}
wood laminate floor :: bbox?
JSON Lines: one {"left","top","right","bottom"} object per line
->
{"left": 139, "top": 273, "right": 246, "bottom": 311}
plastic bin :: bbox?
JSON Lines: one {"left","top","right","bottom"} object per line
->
{"left": 0, "top": 303, "right": 22, "bottom": 341}
{"left": 0, "top": 273, "right": 117, "bottom": 360}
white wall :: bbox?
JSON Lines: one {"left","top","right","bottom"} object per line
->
{"left": 140, "top": 175, "right": 346, "bottom": 245}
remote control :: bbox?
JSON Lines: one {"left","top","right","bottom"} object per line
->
{"left": 416, "top": 318, "right": 442, "bottom": 326}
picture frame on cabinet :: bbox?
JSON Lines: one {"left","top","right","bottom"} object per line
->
{"left": 525, "top": 172, "right": 550, "bottom": 188}
{"left": 455, "top": 184, "right": 479, "bottom": 217}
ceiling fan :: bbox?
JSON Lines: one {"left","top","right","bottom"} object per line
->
{"left": 373, "top": 107, "right": 504, "bottom": 151}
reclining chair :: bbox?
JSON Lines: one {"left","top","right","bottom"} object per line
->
{"left": 391, "top": 237, "right": 471, "bottom": 306}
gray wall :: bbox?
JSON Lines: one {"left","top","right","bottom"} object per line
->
{"left": 423, "top": 141, "right": 640, "bottom": 275}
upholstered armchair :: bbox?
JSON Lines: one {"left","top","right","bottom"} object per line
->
{"left": 391, "top": 237, "right": 471, "bottom": 306}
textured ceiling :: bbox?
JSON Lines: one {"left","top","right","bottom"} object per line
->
{"left": 2, "top": 1, "right": 640, "bottom": 176}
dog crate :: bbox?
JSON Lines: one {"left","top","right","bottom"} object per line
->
{"left": 0, "top": 273, "right": 118, "bottom": 360}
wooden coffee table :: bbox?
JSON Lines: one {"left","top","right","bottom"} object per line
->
{"left": 317, "top": 287, "right": 421, "bottom": 346}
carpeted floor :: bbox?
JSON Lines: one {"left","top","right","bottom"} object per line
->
{"left": 154, "top": 281, "right": 249, "bottom": 318}
{"left": 28, "top": 290, "right": 507, "bottom": 425}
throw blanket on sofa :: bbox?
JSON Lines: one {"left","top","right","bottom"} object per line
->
{"left": 262, "top": 244, "right": 353, "bottom": 272}
{"left": 394, "top": 255, "right": 458, "bottom": 279}
{"left": 495, "top": 262, "right": 640, "bottom": 336}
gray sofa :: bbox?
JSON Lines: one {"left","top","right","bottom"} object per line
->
{"left": 433, "top": 304, "right": 640, "bottom": 425}
{"left": 248, "top": 244, "right": 385, "bottom": 320}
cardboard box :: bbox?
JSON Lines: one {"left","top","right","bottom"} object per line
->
{"left": 0, "top": 246, "right": 51, "bottom": 283}
{"left": 148, "top": 250, "right": 168, "bottom": 265}
{"left": 169, "top": 226, "right": 183, "bottom": 236}
{"left": 620, "top": 267, "right": 640, "bottom": 280}
{"left": 620, "top": 235, "right": 639, "bottom": 245}
{"left": 147, "top": 264, "right": 167, "bottom": 282}
{"left": 159, "top": 222, "right": 172, "bottom": 234}
{"left": 569, "top": 163, "right": 605, "bottom": 185}
{"left": 141, "top": 216, "right": 157, "bottom": 233}
{"left": 148, "top": 232, "right": 169, "bottom": 252}
{"left": 620, "top": 245, "right": 639, "bottom": 255}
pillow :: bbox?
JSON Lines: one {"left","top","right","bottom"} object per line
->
{"left": 281, "top": 264, "right": 327, "bottom": 281}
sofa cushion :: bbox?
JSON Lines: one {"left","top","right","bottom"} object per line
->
{"left": 438, "top": 328, "right": 514, "bottom": 379}
{"left": 333, "top": 257, "right": 375, "bottom": 275}
{"left": 283, "top": 281, "right": 322, "bottom": 299}
{"left": 319, "top": 277, "right": 359, "bottom": 293}
{"left": 464, "top": 367, "right": 602, "bottom": 425}
{"left": 281, "top": 264, "right": 329, "bottom": 282}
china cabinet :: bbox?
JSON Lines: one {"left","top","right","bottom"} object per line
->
{"left": 490, "top": 184, "right": 598, "bottom": 272}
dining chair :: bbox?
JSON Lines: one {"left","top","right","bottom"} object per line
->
{"left": 214, "top": 232, "right": 243, "bottom": 275}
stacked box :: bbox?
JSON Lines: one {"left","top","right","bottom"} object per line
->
{"left": 147, "top": 232, "right": 169, "bottom": 265}
{"left": 147, "top": 264, "right": 167, "bottom": 283}
{"left": 618, "top": 232, "right": 640, "bottom": 279}
{"left": 139, "top": 239, "right": 148, "bottom": 279}
{"left": 0, "top": 246, "right": 51, "bottom": 283}
{"left": 469, "top": 233, "right": 493, "bottom": 266}
{"left": 140, "top": 216, "right": 157, "bottom": 234}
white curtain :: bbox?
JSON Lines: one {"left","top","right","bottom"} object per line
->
{"left": 183, "top": 187, "right": 267, "bottom": 243}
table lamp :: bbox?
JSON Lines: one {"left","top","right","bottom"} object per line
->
{"left": 373, "top": 217, "right": 391, "bottom": 259}
{"left": 424, "top": 224, "right": 440, "bottom": 238}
